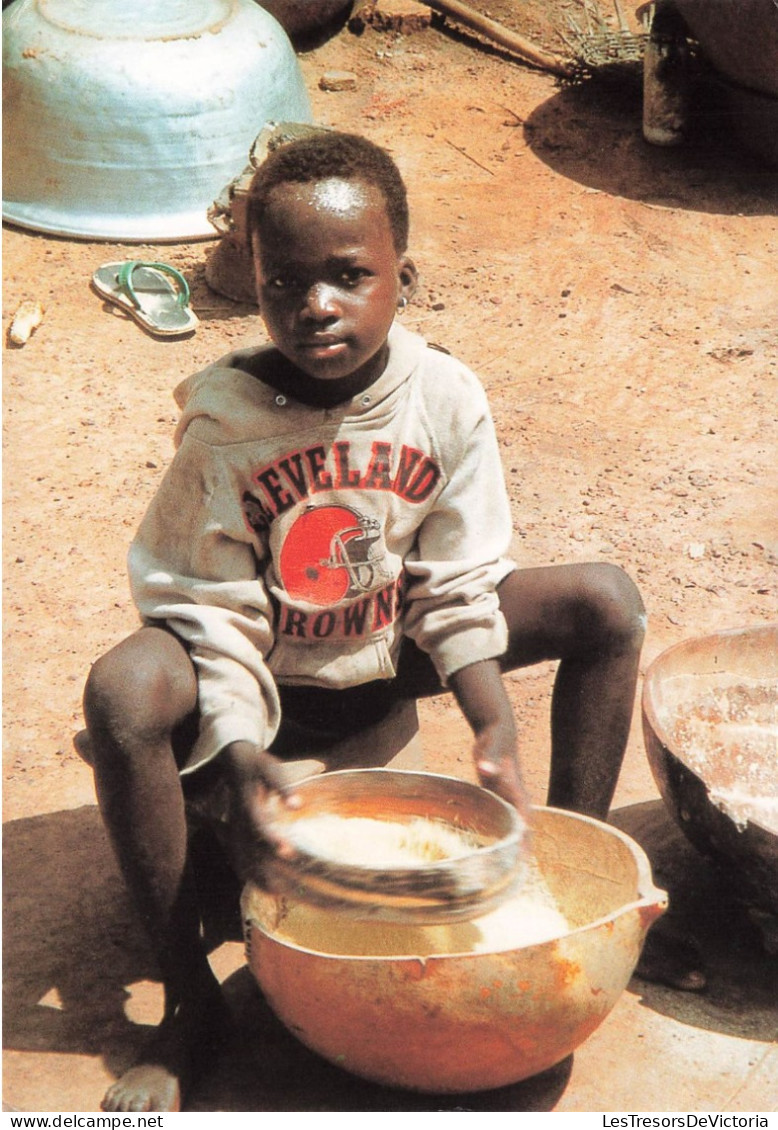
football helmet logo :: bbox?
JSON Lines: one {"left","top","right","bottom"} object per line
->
{"left": 279, "top": 504, "right": 390, "bottom": 605}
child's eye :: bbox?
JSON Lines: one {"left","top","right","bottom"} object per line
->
{"left": 263, "top": 271, "right": 306, "bottom": 291}
{"left": 338, "top": 268, "right": 369, "bottom": 287}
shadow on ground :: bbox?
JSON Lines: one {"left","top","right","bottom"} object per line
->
{"left": 613, "top": 800, "right": 778, "bottom": 1042}
{"left": 523, "top": 78, "right": 778, "bottom": 216}
{"left": 2, "top": 806, "right": 158, "bottom": 1077}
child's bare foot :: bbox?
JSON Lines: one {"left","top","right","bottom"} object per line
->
{"left": 102, "top": 1060, "right": 183, "bottom": 1114}
{"left": 636, "top": 923, "right": 707, "bottom": 992}
{"left": 102, "top": 984, "right": 230, "bottom": 1112}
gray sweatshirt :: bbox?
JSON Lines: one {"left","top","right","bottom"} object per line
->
{"left": 129, "top": 322, "right": 515, "bottom": 772}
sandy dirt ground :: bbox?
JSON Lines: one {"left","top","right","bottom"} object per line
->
{"left": 3, "top": 0, "right": 777, "bottom": 1113}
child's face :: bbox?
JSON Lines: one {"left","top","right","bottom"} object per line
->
{"left": 253, "top": 177, "right": 417, "bottom": 399}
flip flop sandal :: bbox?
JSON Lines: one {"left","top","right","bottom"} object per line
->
{"left": 92, "top": 260, "right": 199, "bottom": 337}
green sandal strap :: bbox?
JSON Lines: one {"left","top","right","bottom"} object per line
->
{"left": 117, "top": 261, "right": 191, "bottom": 309}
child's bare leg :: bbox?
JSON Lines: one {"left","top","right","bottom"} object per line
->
{"left": 496, "top": 563, "right": 645, "bottom": 818}
{"left": 393, "top": 561, "right": 643, "bottom": 815}
{"left": 499, "top": 564, "right": 704, "bottom": 989}
{"left": 83, "top": 626, "right": 229, "bottom": 1111}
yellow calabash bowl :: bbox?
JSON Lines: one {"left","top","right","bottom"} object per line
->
{"left": 243, "top": 806, "right": 666, "bottom": 1093}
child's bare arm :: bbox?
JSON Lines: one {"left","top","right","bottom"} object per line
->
{"left": 449, "top": 659, "right": 530, "bottom": 824}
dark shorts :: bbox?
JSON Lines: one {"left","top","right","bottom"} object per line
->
{"left": 271, "top": 679, "right": 402, "bottom": 753}
{"left": 176, "top": 633, "right": 440, "bottom": 761}
{"left": 179, "top": 634, "right": 439, "bottom": 810}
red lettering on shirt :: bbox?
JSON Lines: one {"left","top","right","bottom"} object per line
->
{"left": 251, "top": 442, "right": 442, "bottom": 522}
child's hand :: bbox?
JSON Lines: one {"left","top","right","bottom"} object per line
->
{"left": 474, "top": 723, "right": 531, "bottom": 827}
{"left": 449, "top": 659, "right": 532, "bottom": 831}
{"left": 221, "top": 741, "right": 301, "bottom": 882}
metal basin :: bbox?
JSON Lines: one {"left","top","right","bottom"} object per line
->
{"left": 243, "top": 806, "right": 666, "bottom": 1092}
{"left": 642, "top": 624, "right": 778, "bottom": 916}
{"left": 2, "top": 0, "right": 312, "bottom": 241}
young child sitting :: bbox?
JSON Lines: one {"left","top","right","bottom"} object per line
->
{"left": 82, "top": 130, "right": 649, "bottom": 1112}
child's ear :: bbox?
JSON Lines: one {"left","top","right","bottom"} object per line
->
{"left": 398, "top": 256, "right": 418, "bottom": 303}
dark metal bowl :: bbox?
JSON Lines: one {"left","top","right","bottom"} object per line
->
{"left": 642, "top": 624, "right": 778, "bottom": 915}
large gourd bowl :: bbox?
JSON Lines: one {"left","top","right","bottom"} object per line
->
{"left": 674, "top": 0, "right": 778, "bottom": 97}
{"left": 243, "top": 804, "right": 666, "bottom": 1093}
{"left": 674, "top": 0, "right": 778, "bottom": 167}
{"left": 258, "top": 1, "right": 352, "bottom": 37}
{"left": 642, "top": 624, "right": 778, "bottom": 917}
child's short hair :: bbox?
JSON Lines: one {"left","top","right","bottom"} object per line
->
{"left": 247, "top": 129, "right": 410, "bottom": 253}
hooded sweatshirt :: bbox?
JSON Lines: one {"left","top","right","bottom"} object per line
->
{"left": 129, "top": 322, "right": 515, "bottom": 772}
